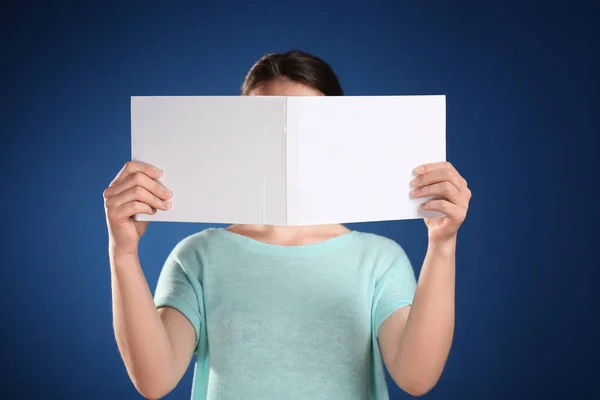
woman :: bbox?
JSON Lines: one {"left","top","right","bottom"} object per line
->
{"left": 103, "top": 51, "right": 471, "bottom": 400}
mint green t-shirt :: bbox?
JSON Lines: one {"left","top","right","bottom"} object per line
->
{"left": 154, "top": 228, "right": 417, "bottom": 400}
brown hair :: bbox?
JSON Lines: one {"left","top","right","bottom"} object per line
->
{"left": 241, "top": 50, "right": 344, "bottom": 96}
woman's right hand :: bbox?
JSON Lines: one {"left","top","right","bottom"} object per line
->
{"left": 103, "top": 161, "right": 173, "bottom": 255}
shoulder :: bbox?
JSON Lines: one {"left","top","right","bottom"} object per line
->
{"left": 352, "top": 231, "right": 408, "bottom": 259}
{"left": 168, "top": 228, "right": 227, "bottom": 260}
{"left": 351, "top": 231, "right": 412, "bottom": 277}
{"left": 161, "top": 228, "right": 230, "bottom": 279}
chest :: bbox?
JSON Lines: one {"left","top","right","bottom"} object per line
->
{"left": 202, "top": 254, "right": 374, "bottom": 351}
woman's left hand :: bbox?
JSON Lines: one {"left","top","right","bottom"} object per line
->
{"left": 410, "top": 161, "right": 472, "bottom": 244}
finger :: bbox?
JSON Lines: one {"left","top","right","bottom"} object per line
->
{"left": 105, "top": 171, "right": 172, "bottom": 201}
{"left": 414, "top": 161, "right": 452, "bottom": 175}
{"left": 106, "top": 185, "right": 171, "bottom": 211}
{"left": 415, "top": 161, "right": 470, "bottom": 190}
{"left": 411, "top": 181, "right": 462, "bottom": 206}
{"left": 114, "top": 201, "right": 156, "bottom": 220}
{"left": 411, "top": 168, "right": 463, "bottom": 192}
{"left": 420, "top": 199, "right": 466, "bottom": 223}
{"left": 110, "top": 161, "right": 162, "bottom": 187}
{"left": 463, "top": 186, "right": 472, "bottom": 204}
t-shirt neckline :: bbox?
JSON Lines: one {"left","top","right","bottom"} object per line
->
{"left": 214, "top": 228, "right": 360, "bottom": 256}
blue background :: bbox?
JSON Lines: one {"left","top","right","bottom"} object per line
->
{"left": 2, "top": 0, "right": 598, "bottom": 399}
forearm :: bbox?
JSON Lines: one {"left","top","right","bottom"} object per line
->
{"left": 110, "top": 248, "right": 176, "bottom": 398}
{"left": 396, "top": 237, "right": 456, "bottom": 391}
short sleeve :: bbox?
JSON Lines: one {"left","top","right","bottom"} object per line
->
{"left": 372, "top": 246, "right": 417, "bottom": 337}
{"left": 154, "top": 239, "right": 204, "bottom": 352}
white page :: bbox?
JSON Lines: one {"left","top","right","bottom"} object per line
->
{"left": 288, "top": 95, "right": 446, "bottom": 225}
{"left": 131, "top": 96, "right": 287, "bottom": 224}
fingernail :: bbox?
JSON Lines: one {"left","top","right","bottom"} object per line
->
{"left": 162, "top": 200, "right": 171, "bottom": 209}
{"left": 154, "top": 168, "right": 163, "bottom": 177}
{"left": 163, "top": 189, "right": 172, "bottom": 197}
{"left": 412, "top": 178, "right": 421, "bottom": 186}
{"left": 416, "top": 166, "right": 425, "bottom": 173}
{"left": 412, "top": 189, "right": 421, "bottom": 195}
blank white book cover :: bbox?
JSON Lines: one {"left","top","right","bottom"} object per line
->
{"left": 130, "top": 95, "right": 446, "bottom": 225}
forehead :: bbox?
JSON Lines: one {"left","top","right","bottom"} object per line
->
{"left": 248, "top": 77, "right": 323, "bottom": 96}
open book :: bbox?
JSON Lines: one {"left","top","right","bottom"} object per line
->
{"left": 131, "top": 95, "right": 446, "bottom": 225}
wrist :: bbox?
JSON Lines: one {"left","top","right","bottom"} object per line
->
{"left": 109, "top": 243, "right": 140, "bottom": 263}
{"left": 427, "top": 236, "right": 457, "bottom": 257}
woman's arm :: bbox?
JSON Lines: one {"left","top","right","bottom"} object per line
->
{"left": 103, "top": 161, "right": 195, "bottom": 399}
{"left": 379, "top": 161, "right": 471, "bottom": 396}
{"left": 111, "top": 250, "right": 196, "bottom": 399}
{"left": 379, "top": 238, "right": 456, "bottom": 396}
